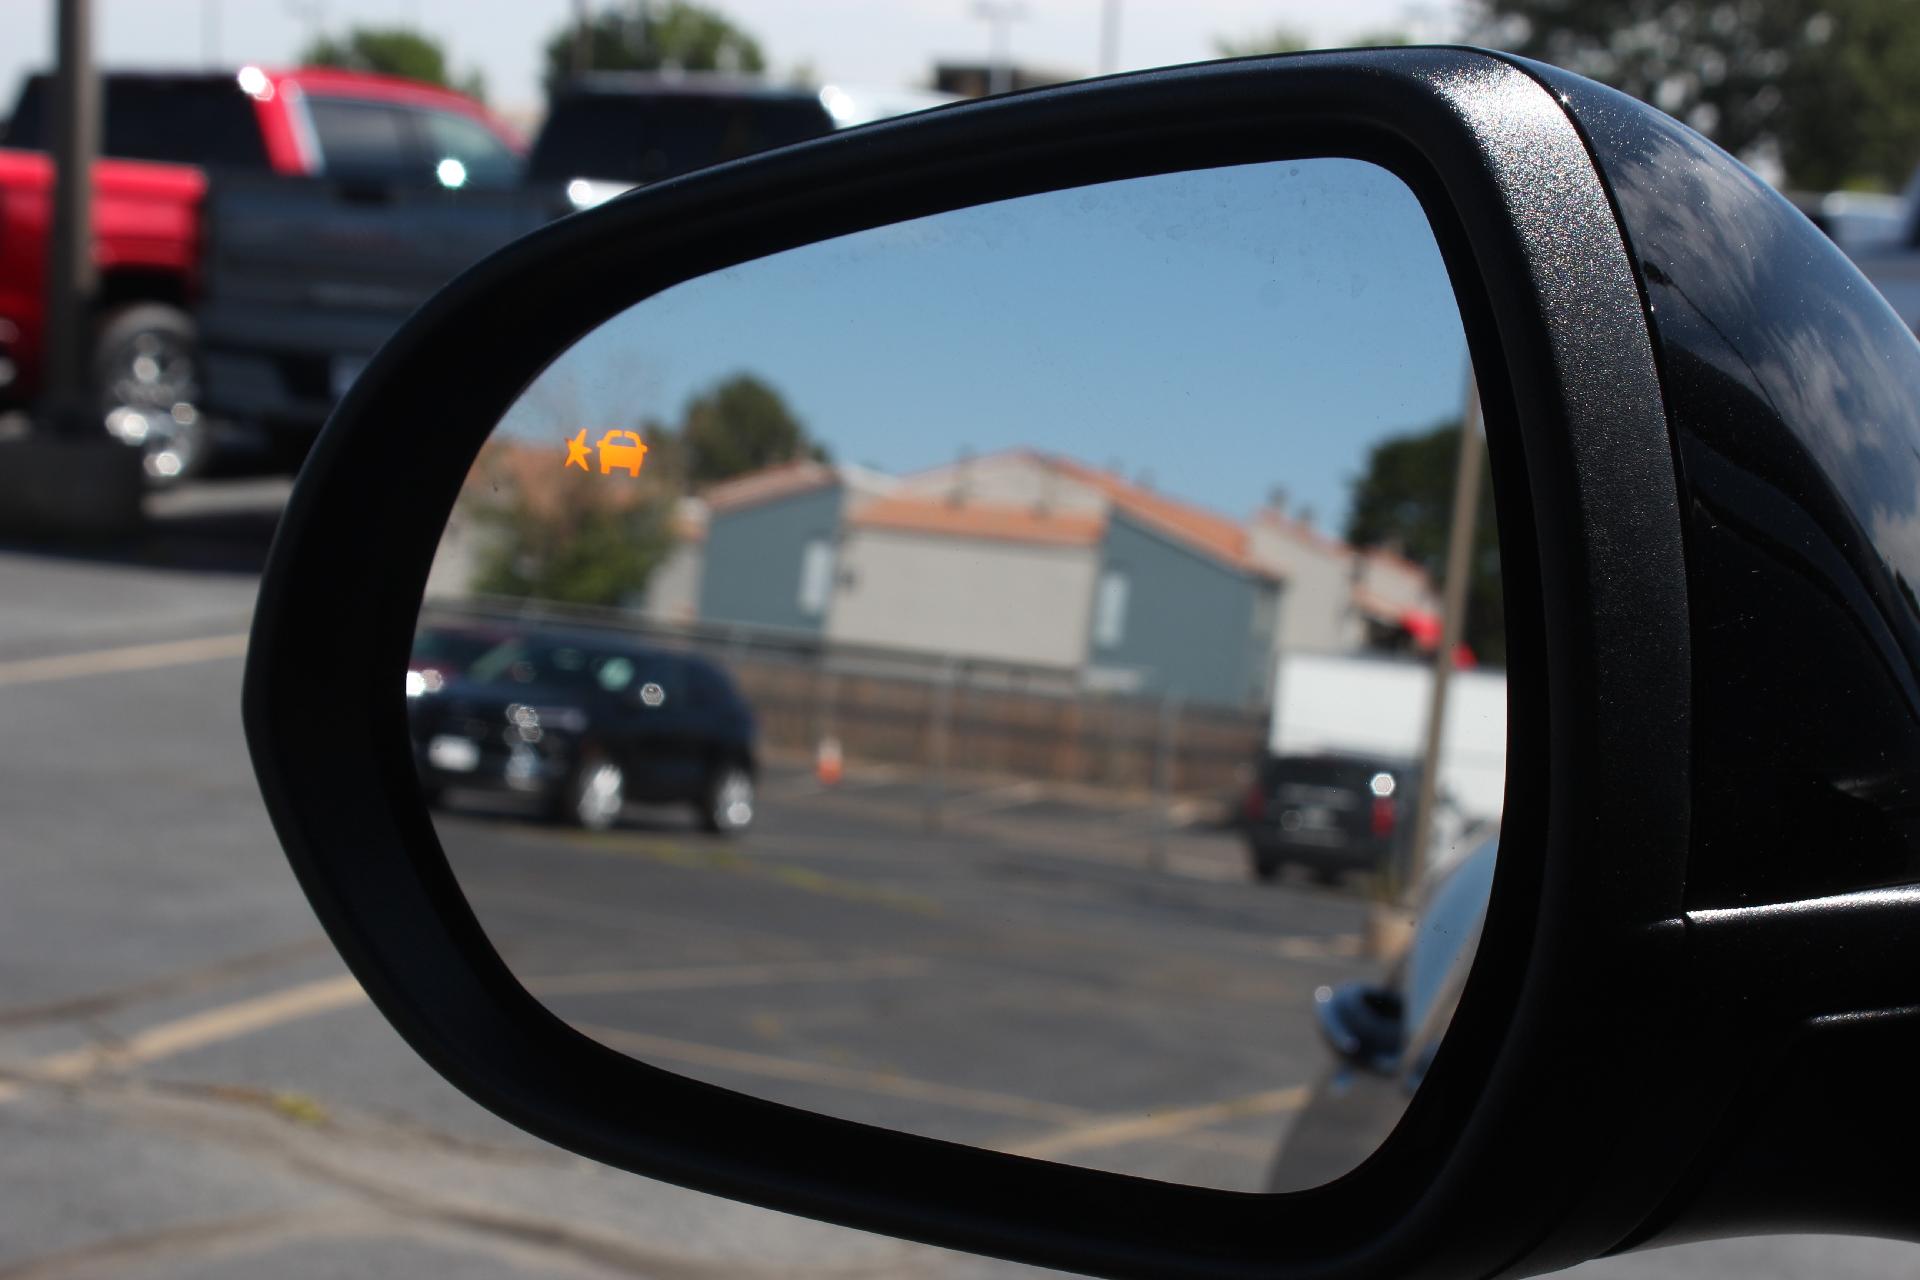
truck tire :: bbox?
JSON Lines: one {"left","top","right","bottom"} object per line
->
{"left": 94, "top": 302, "right": 204, "bottom": 484}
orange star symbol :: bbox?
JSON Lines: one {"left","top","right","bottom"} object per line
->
{"left": 563, "top": 429, "right": 591, "bottom": 471}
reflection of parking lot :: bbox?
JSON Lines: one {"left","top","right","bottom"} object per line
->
{"left": 437, "top": 766, "right": 1376, "bottom": 1192}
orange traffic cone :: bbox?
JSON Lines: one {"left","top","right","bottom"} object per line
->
{"left": 815, "top": 735, "right": 844, "bottom": 787}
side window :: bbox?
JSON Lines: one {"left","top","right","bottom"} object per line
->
{"left": 797, "top": 538, "right": 835, "bottom": 617}
{"left": 1092, "top": 569, "right": 1130, "bottom": 649}
{"left": 307, "top": 97, "right": 419, "bottom": 182}
{"left": 414, "top": 109, "right": 522, "bottom": 189}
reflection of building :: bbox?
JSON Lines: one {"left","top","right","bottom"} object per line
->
{"left": 681, "top": 450, "right": 1440, "bottom": 709}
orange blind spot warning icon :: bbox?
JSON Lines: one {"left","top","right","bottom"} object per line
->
{"left": 564, "top": 428, "right": 649, "bottom": 477}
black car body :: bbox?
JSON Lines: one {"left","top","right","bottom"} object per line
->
{"left": 1267, "top": 834, "right": 1497, "bottom": 1191}
{"left": 1242, "top": 752, "right": 1421, "bottom": 883}
{"left": 529, "top": 74, "right": 835, "bottom": 204}
{"left": 407, "top": 629, "right": 757, "bottom": 833}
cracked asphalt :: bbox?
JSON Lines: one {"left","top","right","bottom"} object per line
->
{"left": 3, "top": 478, "right": 1917, "bottom": 1279}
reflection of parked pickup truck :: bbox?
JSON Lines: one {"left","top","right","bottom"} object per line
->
{"left": 0, "top": 67, "right": 521, "bottom": 479}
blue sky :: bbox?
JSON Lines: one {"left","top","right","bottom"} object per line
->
{"left": 501, "top": 157, "right": 1471, "bottom": 530}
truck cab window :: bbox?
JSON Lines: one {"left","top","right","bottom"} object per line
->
{"left": 307, "top": 97, "right": 417, "bottom": 183}
{"left": 415, "top": 109, "right": 522, "bottom": 189}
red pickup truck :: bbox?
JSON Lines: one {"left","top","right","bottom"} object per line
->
{"left": 0, "top": 67, "right": 522, "bottom": 479}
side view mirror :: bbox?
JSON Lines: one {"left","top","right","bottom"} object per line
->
{"left": 1315, "top": 982, "right": 1405, "bottom": 1074}
{"left": 246, "top": 46, "right": 1920, "bottom": 1279}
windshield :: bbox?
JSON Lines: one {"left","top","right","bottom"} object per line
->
{"left": 465, "top": 638, "right": 642, "bottom": 693}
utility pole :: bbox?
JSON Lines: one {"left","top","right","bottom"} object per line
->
{"left": 1405, "top": 376, "right": 1485, "bottom": 898}
{"left": 45, "top": 0, "right": 98, "bottom": 439}
{"left": 972, "top": 1, "right": 1026, "bottom": 96}
{"left": 0, "top": 0, "right": 142, "bottom": 539}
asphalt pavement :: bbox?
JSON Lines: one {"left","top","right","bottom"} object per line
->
{"left": 3, "top": 476, "right": 1916, "bottom": 1278}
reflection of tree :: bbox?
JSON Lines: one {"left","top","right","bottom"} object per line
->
{"left": 464, "top": 450, "right": 675, "bottom": 607}
{"left": 645, "top": 373, "right": 828, "bottom": 490}
{"left": 300, "top": 27, "right": 487, "bottom": 100}
{"left": 542, "top": 1, "right": 765, "bottom": 92}
{"left": 1346, "top": 420, "right": 1505, "bottom": 666}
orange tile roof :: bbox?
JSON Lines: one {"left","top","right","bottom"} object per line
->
{"left": 848, "top": 496, "right": 1106, "bottom": 548}
{"left": 1040, "top": 454, "right": 1254, "bottom": 568}
{"left": 702, "top": 460, "right": 838, "bottom": 513}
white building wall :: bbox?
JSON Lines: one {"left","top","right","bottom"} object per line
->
{"left": 826, "top": 527, "right": 1100, "bottom": 668}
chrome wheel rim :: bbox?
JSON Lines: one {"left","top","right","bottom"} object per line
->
{"left": 575, "top": 761, "right": 625, "bottom": 829}
{"left": 713, "top": 768, "right": 754, "bottom": 831}
{"left": 101, "top": 329, "right": 201, "bottom": 482}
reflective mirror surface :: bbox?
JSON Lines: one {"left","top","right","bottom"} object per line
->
{"left": 411, "top": 159, "right": 1505, "bottom": 1192}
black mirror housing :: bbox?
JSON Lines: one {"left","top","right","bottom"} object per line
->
{"left": 243, "top": 45, "right": 1920, "bottom": 1279}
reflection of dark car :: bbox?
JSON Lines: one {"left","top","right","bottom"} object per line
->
{"left": 1241, "top": 752, "right": 1421, "bottom": 884}
{"left": 407, "top": 630, "right": 757, "bottom": 834}
{"left": 407, "top": 622, "right": 514, "bottom": 696}
{"left": 1267, "top": 834, "right": 1497, "bottom": 1191}
{"left": 530, "top": 74, "right": 835, "bottom": 209}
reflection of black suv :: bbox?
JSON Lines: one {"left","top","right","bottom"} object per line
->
{"left": 407, "top": 629, "right": 757, "bottom": 834}
{"left": 528, "top": 74, "right": 835, "bottom": 202}
{"left": 1241, "top": 752, "right": 1421, "bottom": 884}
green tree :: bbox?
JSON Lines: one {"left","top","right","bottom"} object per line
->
{"left": 657, "top": 373, "right": 825, "bottom": 488}
{"left": 544, "top": 1, "right": 766, "bottom": 92}
{"left": 1346, "top": 420, "right": 1505, "bottom": 667}
{"left": 468, "top": 468, "right": 676, "bottom": 607}
{"left": 1466, "top": 0, "right": 1920, "bottom": 191}
{"left": 299, "top": 27, "right": 486, "bottom": 99}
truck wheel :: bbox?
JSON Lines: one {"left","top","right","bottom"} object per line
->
{"left": 699, "top": 762, "right": 755, "bottom": 835}
{"left": 553, "top": 756, "right": 625, "bottom": 831}
{"left": 94, "top": 303, "right": 204, "bottom": 484}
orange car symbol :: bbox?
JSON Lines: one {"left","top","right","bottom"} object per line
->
{"left": 596, "top": 429, "right": 649, "bottom": 476}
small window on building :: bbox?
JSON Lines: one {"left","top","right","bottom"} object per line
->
{"left": 798, "top": 538, "right": 835, "bottom": 617}
{"left": 1093, "top": 570, "right": 1129, "bottom": 649}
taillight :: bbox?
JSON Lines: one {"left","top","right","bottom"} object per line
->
{"left": 1242, "top": 783, "right": 1266, "bottom": 822}
{"left": 1371, "top": 794, "right": 1397, "bottom": 838}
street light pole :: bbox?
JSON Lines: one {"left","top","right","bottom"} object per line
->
{"left": 45, "top": 0, "right": 98, "bottom": 438}
{"left": 1098, "top": 0, "right": 1122, "bottom": 74}
{"left": 972, "top": 1, "right": 1026, "bottom": 96}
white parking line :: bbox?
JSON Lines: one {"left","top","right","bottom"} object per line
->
{"left": 0, "top": 633, "right": 248, "bottom": 688}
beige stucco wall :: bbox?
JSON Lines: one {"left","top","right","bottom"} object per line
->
{"left": 1247, "top": 519, "right": 1365, "bottom": 654}
{"left": 826, "top": 526, "right": 1099, "bottom": 668}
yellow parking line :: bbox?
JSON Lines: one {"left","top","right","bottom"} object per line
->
{"left": 0, "top": 974, "right": 366, "bottom": 1102}
{"left": 0, "top": 633, "right": 248, "bottom": 688}
{"left": 999, "top": 1085, "right": 1309, "bottom": 1161}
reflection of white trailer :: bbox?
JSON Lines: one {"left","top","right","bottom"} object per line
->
{"left": 1267, "top": 652, "right": 1507, "bottom": 823}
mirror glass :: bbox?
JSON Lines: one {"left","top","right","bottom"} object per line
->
{"left": 411, "top": 158, "right": 1506, "bottom": 1193}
